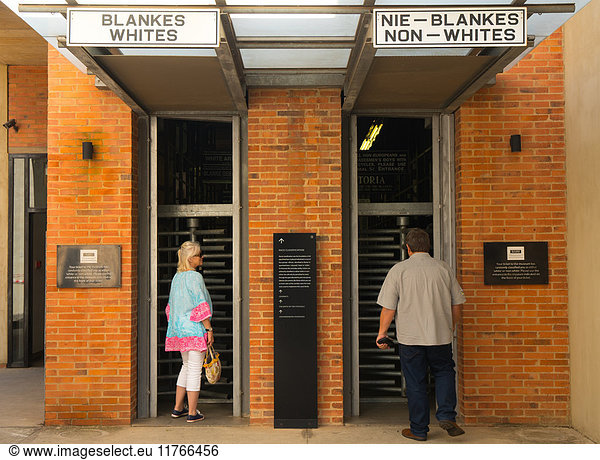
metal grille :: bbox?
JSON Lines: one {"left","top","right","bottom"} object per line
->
{"left": 358, "top": 215, "right": 434, "bottom": 402}
{"left": 358, "top": 216, "right": 407, "bottom": 401}
{"left": 157, "top": 216, "right": 234, "bottom": 402}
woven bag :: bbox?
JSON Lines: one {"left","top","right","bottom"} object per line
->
{"left": 203, "top": 345, "right": 221, "bottom": 384}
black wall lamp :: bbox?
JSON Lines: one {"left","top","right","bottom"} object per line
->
{"left": 2, "top": 119, "right": 18, "bottom": 132}
{"left": 510, "top": 134, "right": 522, "bottom": 152}
{"left": 82, "top": 141, "right": 94, "bottom": 160}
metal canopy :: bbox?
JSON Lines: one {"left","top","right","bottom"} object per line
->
{"left": 5, "top": 0, "right": 587, "bottom": 115}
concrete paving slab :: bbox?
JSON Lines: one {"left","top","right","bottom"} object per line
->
{"left": 12, "top": 424, "right": 594, "bottom": 445}
{"left": 0, "top": 367, "right": 44, "bottom": 427}
{"left": 0, "top": 367, "right": 595, "bottom": 446}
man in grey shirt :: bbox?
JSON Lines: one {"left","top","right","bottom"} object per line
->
{"left": 376, "top": 228, "right": 466, "bottom": 441}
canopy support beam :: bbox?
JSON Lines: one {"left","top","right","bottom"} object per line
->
{"left": 215, "top": 0, "right": 247, "bottom": 113}
{"left": 443, "top": 36, "right": 535, "bottom": 113}
{"left": 60, "top": 38, "right": 148, "bottom": 116}
{"left": 342, "top": 0, "right": 376, "bottom": 113}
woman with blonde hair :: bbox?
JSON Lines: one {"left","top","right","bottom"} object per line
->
{"left": 165, "top": 240, "right": 214, "bottom": 422}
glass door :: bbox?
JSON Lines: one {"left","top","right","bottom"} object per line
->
{"left": 8, "top": 155, "right": 47, "bottom": 367}
{"left": 150, "top": 116, "right": 241, "bottom": 417}
{"left": 350, "top": 115, "right": 441, "bottom": 414}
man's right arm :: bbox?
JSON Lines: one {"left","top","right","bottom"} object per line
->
{"left": 452, "top": 304, "right": 461, "bottom": 331}
{"left": 376, "top": 307, "right": 396, "bottom": 349}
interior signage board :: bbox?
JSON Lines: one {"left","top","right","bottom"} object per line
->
{"left": 483, "top": 242, "right": 548, "bottom": 285}
{"left": 67, "top": 8, "right": 220, "bottom": 48}
{"left": 57, "top": 245, "right": 121, "bottom": 288}
{"left": 374, "top": 8, "right": 526, "bottom": 48}
{"left": 273, "top": 233, "right": 317, "bottom": 429}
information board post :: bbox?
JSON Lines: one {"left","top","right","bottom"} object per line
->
{"left": 273, "top": 233, "right": 318, "bottom": 429}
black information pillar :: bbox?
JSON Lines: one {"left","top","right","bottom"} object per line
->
{"left": 273, "top": 233, "right": 317, "bottom": 429}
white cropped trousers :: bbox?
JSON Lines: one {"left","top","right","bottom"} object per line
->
{"left": 176, "top": 350, "right": 206, "bottom": 392}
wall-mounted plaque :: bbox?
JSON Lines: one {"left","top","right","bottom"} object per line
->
{"left": 57, "top": 245, "right": 121, "bottom": 288}
{"left": 273, "top": 233, "right": 317, "bottom": 429}
{"left": 484, "top": 242, "right": 548, "bottom": 285}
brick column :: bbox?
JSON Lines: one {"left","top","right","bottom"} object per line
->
{"left": 45, "top": 45, "right": 137, "bottom": 425}
{"left": 247, "top": 89, "right": 343, "bottom": 425}
{"left": 455, "top": 29, "right": 569, "bottom": 425}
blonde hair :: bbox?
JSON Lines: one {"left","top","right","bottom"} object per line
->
{"left": 177, "top": 241, "right": 201, "bottom": 272}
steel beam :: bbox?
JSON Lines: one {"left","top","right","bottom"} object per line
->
{"left": 245, "top": 71, "right": 345, "bottom": 87}
{"left": 357, "top": 202, "right": 434, "bottom": 216}
{"left": 19, "top": 4, "right": 577, "bottom": 15}
{"left": 443, "top": 36, "right": 535, "bottom": 113}
{"left": 342, "top": 1, "right": 376, "bottom": 113}
{"left": 61, "top": 40, "right": 148, "bottom": 116}
{"left": 157, "top": 204, "right": 234, "bottom": 218}
{"left": 215, "top": 1, "right": 247, "bottom": 113}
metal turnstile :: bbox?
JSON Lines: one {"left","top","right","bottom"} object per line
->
{"left": 156, "top": 216, "right": 234, "bottom": 403}
{"left": 358, "top": 216, "right": 408, "bottom": 401}
{"left": 357, "top": 215, "right": 436, "bottom": 402}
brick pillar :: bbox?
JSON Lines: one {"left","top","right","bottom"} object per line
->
{"left": 45, "top": 45, "right": 137, "bottom": 425}
{"left": 247, "top": 89, "right": 343, "bottom": 425}
{"left": 455, "top": 29, "right": 569, "bottom": 425}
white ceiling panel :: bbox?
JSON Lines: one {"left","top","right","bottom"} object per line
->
{"left": 241, "top": 48, "right": 351, "bottom": 68}
{"left": 231, "top": 13, "right": 360, "bottom": 37}
{"left": 227, "top": 0, "right": 363, "bottom": 4}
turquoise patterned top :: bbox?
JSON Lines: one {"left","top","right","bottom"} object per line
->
{"left": 165, "top": 270, "right": 213, "bottom": 352}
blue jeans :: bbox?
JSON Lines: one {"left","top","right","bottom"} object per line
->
{"left": 399, "top": 343, "right": 457, "bottom": 437}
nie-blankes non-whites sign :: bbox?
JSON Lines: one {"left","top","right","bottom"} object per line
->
{"left": 374, "top": 8, "right": 526, "bottom": 48}
{"left": 67, "top": 8, "right": 220, "bottom": 47}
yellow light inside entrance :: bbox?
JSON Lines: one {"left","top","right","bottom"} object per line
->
{"left": 360, "top": 122, "right": 383, "bottom": 151}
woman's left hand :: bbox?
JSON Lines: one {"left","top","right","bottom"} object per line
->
{"left": 207, "top": 331, "right": 214, "bottom": 346}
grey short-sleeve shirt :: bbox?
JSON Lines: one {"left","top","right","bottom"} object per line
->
{"left": 377, "top": 252, "right": 466, "bottom": 346}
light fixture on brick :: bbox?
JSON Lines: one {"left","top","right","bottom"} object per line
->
{"left": 2, "top": 119, "right": 18, "bottom": 132}
{"left": 510, "top": 134, "right": 522, "bottom": 152}
{"left": 82, "top": 141, "right": 93, "bottom": 160}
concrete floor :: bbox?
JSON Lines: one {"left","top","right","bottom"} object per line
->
{"left": 0, "top": 366, "right": 596, "bottom": 446}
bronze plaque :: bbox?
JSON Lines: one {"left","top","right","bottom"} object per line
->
{"left": 57, "top": 245, "right": 121, "bottom": 288}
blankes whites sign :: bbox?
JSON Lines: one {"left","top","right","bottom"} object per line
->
{"left": 374, "top": 8, "right": 526, "bottom": 48}
{"left": 67, "top": 8, "right": 219, "bottom": 47}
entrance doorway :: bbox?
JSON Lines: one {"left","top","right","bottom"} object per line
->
{"left": 349, "top": 115, "right": 455, "bottom": 415}
{"left": 149, "top": 117, "right": 242, "bottom": 418}
{"left": 8, "top": 155, "right": 47, "bottom": 368}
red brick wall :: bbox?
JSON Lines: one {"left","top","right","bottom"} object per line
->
{"left": 45, "top": 45, "right": 138, "bottom": 425}
{"left": 8, "top": 66, "right": 47, "bottom": 150}
{"left": 455, "top": 29, "right": 569, "bottom": 425}
{"left": 247, "top": 89, "right": 343, "bottom": 425}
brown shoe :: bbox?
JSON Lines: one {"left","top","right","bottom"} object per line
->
{"left": 402, "top": 428, "right": 427, "bottom": 441}
{"left": 439, "top": 420, "right": 465, "bottom": 436}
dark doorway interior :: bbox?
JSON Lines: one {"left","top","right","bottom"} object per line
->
{"left": 356, "top": 117, "right": 434, "bottom": 403}
{"left": 156, "top": 119, "right": 234, "bottom": 413}
{"left": 8, "top": 155, "right": 47, "bottom": 368}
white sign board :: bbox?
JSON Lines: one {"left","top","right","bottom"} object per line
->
{"left": 67, "top": 8, "right": 220, "bottom": 48}
{"left": 507, "top": 246, "right": 526, "bottom": 261}
{"left": 374, "top": 8, "right": 526, "bottom": 48}
{"left": 80, "top": 249, "right": 98, "bottom": 264}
